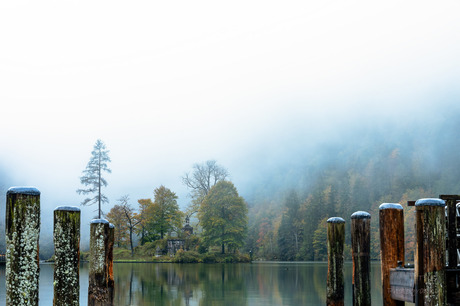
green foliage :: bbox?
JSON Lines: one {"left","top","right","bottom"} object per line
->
{"left": 197, "top": 244, "right": 208, "bottom": 254}
{"left": 172, "top": 249, "right": 201, "bottom": 263}
{"left": 199, "top": 181, "right": 248, "bottom": 254}
{"left": 201, "top": 253, "right": 217, "bottom": 263}
{"left": 136, "top": 186, "right": 183, "bottom": 244}
{"left": 150, "top": 186, "right": 182, "bottom": 239}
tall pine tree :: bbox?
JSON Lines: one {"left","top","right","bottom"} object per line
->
{"left": 77, "top": 139, "right": 111, "bottom": 218}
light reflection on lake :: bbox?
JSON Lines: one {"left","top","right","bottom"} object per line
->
{"left": 0, "top": 261, "right": 383, "bottom": 305}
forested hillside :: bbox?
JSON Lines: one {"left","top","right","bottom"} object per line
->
{"left": 245, "top": 108, "right": 460, "bottom": 262}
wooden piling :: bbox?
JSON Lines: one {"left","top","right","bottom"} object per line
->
{"left": 439, "top": 195, "right": 459, "bottom": 268}
{"left": 351, "top": 211, "right": 371, "bottom": 306}
{"left": 414, "top": 198, "right": 446, "bottom": 306}
{"left": 88, "top": 219, "right": 113, "bottom": 306}
{"left": 107, "top": 223, "right": 115, "bottom": 305}
{"left": 53, "top": 206, "right": 81, "bottom": 306}
{"left": 326, "top": 217, "right": 345, "bottom": 306}
{"left": 379, "top": 203, "right": 405, "bottom": 306}
{"left": 5, "top": 187, "right": 41, "bottom": 306}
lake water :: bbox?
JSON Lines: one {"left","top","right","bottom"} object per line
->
{"left": 0, "top": 261, "right": 384, "bottom": 305}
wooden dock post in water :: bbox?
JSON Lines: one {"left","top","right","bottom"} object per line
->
{"left": 88, "top": 219, "right": 114, "bottom": 306}
{"left": 351, "top": 211, "right": 371, "bottom": 306}
{"left": 379, "top": 203, "right": 405, "bottom": 306}
{"left": 326, "top": 217, "right": 345, "bottom": 306}
{"left": 107, "top": 223, "right": 115, "bottom": 305}
{"left": 414, "top": 198, "right": 446, "bottom": 305}
{"left": 53, "top": 206, "right": 81, "bottom": 306}
{"left": 439, "top": 195, "right": 459, "bottom": 268}
{"left": 5, "top": 187, "right": 41, "bottom": 306}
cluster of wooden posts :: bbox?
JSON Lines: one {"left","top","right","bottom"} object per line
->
{"left": 326, "top": 196, "right": 460, "bottom": 306}
{"left": 5, "top": 187, "right": 115, "bottom": 306}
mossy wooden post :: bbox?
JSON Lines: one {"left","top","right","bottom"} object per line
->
{"left": 379, "top": 203, "right": 405, "bottom": 306}
{"left": 88, "top": 219, "right": 112, "bottom": 306}
{"left": 5, "top": 187, "right": 41, "bottom": 306}
{"left": 53, "top": 206, "right": 81, "bottom": 306}
{"left": 439, "top": 195, "right": 458, "bottom": 268}
{"left": 414, "top": 198, "right": 446, "bottom": 306}
{"left": 107, "top": 223, "right": 115, "bottom": 305}
{"left": 327, "top": 217, "right": 345, "bottom": 306}
{"left": 351, "top": 211, "right": 371, "bottom": 306}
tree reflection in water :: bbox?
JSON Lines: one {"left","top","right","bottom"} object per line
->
{"left": 0, "top": 262, "right": 382, "bottom": 305}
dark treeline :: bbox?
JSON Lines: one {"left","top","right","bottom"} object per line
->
{"left": 244, "top": 108, "right": 460, "bottom": 262}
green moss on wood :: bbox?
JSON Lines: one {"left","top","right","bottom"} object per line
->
{"left": 53, "top": 209, "right": 80, "bottom": 306}
{"left": 5, "top": 193, "right": 40, "bottom": 306}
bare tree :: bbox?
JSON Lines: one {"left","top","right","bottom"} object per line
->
{"left": 118, "top": 195, "right": 140, "bottom": 257}
{"left": 182, "top": 160, "right": 228, "bottom": 218}
{"left": 77, "top": 139, "right": 111, "bottom": 218}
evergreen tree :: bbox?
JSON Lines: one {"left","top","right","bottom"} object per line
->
{"left": 77, "top": 139, "right": 111, "bottom": 218}
{"left": 277, "top": 190, "right": 303, "bottom": 260}
{"left": 199, "top": 181, "right": 248, "bottom": 254}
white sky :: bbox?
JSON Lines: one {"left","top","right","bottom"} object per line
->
{"left": 1, "top": 0, "right": 460, "bottom": 216}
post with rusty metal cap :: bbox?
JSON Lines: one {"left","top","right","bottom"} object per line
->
{"left": 414, "top": 198, "right": 446, "bottom": 306}
{"left": 5, "top": 187, "right": 41, "bottom": 306}
{"left": 88, "top": 219, "right": 113, "bottom": 306}
{"left": 379, "top": 203, "right": 405, "bottom": 306}
{"left": 351, "top": 211, "right": 371, "bottom": 306}
{"left": 326, "top": 217, "right": 345, "bottom": 306}
{"left": 53, "top": 206, "right": 81, "bottom": 306}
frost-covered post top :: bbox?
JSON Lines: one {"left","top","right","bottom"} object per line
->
{"left": 90, "top": 218, "right": 109, "bottom": 224}
{"left": 351, "top": 211, "right": 371, "bottom": 219}
{"left": 7, "top": 186, "right": 40, "bottom": 196}
{"left": 55, "top": 206, "right": 80, "bottom": 212}
{"left": 379, "top": 203, "right": 403, "bottom": 210}
{"left": 327, "top": 217, "right": 345, "bottom": 223}
{"left": 109, "top": 223, "right": 115, "bottom": 229}
{"left": 415, "top": 198, "right": 445, "bottom": 207}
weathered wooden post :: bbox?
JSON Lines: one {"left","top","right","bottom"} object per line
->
{"left": 351, "top": 211, "right": 371, "bottom": 306}
{"left": 414, "top": 198, "right": 446, "bottom": 305}
{"left": 107, "top": 223, "right": 115, "bottom": 305}
{"left": 53, "top": 206, "right": 81, "bottom": 306}
{"left": 439, "top": 195, "right": 458, "bottom": 268}
{"left": 88, "top": 219, "right": 113, "bottom": 306}
{"left": 5, "top": 187, "right": 41, "bottom": 306}
{"left": 326, "top": 217, "right": 345, "bottom": 306}
{"left": 379, "top": 203, "right": 405, "bottom": 306}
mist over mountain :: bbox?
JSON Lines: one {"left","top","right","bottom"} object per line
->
{"left": 243, "top": 100, "right": 460, "bottom": 261}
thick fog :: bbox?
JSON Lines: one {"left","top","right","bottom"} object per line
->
{"left": 1, "top": 1, "right": 460, "bottom": 252}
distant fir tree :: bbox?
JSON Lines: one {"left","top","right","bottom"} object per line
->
{"left": 277, "top": 190, "right": 303, "bottom": 260}
{"left": 77, "top": 139, "right": 111, "bottom": 218}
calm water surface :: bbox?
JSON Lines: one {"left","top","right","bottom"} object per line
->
{"left": 0, "top": 261, "right": 384, "bottom": 305}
